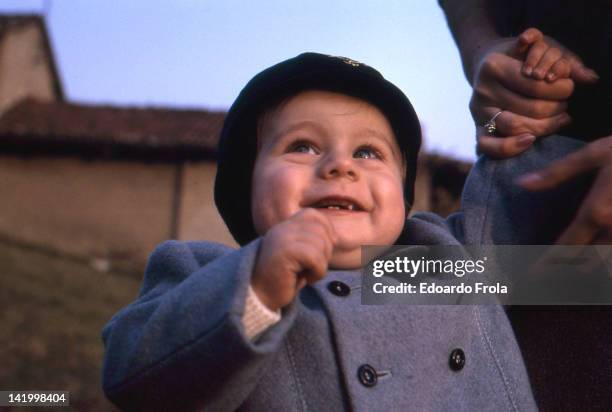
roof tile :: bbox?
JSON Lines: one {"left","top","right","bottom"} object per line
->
{"left": 0, "top": 99, "right": 225, "bottom": 160}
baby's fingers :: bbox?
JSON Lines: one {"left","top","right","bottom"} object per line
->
{"left": 518, "top": 28, "right": 544, "bottom": 47}
{"left": 295, "top": 242, "right": 330, "bottom": 284}
{"left": 546, "top": 58, "right": 571, "bottom": 82}
{"left": 523, "top": 40, "right": 548, "bottom": 76}
{"left": 513, "top": 28, "right": 544, "bottom": 57}
{"left": 533, "top": 47, "right": 562, "bottom": 80}
{"left": 293, "top": 208, "right": 338, "bottom": 246}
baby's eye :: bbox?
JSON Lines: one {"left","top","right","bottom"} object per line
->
{"left": 290, "top": 142, "right": 318, "bottom": 155}
{"left": 354, "top": 146, "right": 382, "bottom": 160}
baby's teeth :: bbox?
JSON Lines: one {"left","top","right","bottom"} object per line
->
{"left": 348, "top": 204, "right": 354, "bottom": 210}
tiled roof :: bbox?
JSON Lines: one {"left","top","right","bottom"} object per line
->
{"left": 0, "top": 99, "right": 225, "bottom": 161}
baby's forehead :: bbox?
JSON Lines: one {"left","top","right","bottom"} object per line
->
{"left": 255, "top": 90, "right": 407, "bottom": 176}
{"left": 257, "top": 90, "right": 399, "bottom": 144}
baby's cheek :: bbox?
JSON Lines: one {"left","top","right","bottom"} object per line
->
{"left": 374, "top": 174, "right": 405, "bottom": 211}
{"left": 373, "top": 176, "right": 405, "bottom": 241}
{"left": 252, "top": 164, "right": 306, "bottom": 232}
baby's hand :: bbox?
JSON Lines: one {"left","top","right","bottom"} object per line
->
{"left": 516, "top": 28, "right": 599, "bottom": 83}
{"left": 251, "top": 208, "right": 337, "bottom": 311}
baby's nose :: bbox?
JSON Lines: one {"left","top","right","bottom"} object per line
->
{"left": 319, "top": 152, "right": 357, "bottom": 179}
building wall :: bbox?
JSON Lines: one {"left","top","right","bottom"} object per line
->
{"left": 179, "top": 162, "right": 431, "bottom": 247}
{"left": 177, "top": 160, "right": 433, "bottom": 244}
{"left": 178, "top": 160, "right": 433, "bottom": 244}
{"left": 178, "top": 162, "right": 237, "bottom": 247}
{"left": 0, "top": 23, "right": 56, "bottom": 114}
{"left": 0, "top": 155, "right": 176, "bottom": 267}
{"left": 0, "top": 153, "right": 444, "bottom": 271}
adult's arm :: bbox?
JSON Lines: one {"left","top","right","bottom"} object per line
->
{"left": 439, "top": 0, "right": 596, "bottom": 158}
{"left": 101, "top": 239, "right": 298, "bottom": 411}
{"left": 441, "top": 1, "right": 610, "bottom": 244}
{"left": 438, "top": 0, "right": 499, "bottom": 84}
{"left": 519, "top": 136, "right": 612, "bottom": 244}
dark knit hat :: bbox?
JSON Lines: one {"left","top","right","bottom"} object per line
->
{"left": 215, "top": 52, "right": 422, "bottom": 245}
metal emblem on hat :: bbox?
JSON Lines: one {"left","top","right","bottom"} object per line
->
{"left": 341, "top": 57, "right": 361, "bottom": 67}
{"left": 327, "top": 54, "right": 361, "bottom": 67}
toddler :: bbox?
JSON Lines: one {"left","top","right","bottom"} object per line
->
{"left": 102, "top": 53, "right": 536, "bottom": 411}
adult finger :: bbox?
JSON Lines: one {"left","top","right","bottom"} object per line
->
{"left": 493, "top": 110, "right": 572, "bottom": 137}
{"left": 556, "top": 222, "right": 612, "bottom": 245}
{"left": 533, "top": 47, "right": 562, "bottom": 80}
{"left": 474, "top": 106, "right": 572, "bottom": 138}
{"left": 555, "top": 171, "right": 612, "bottom": 245}
{"left": 477, "top": 133, "right": 536, "bottom": 159}
{"left": 518, "top": 138, "right": 612, "bottom": 190}
{"left": 472, "top": 84, "right": 568, "bottom": 120}
{"left": 518, "top": 152, "right": 594, "bottom": 191}
{"left": 565, "top": 54, "right": 600, "bottom": 83}
{"left": 555, "top": 216, "right": 600, "bottom": 245}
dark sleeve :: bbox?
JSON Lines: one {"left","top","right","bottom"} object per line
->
{"left": 101, "top": 239, "right": 298, "bottom": 411}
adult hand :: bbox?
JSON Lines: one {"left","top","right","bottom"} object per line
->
{"left": 471, "top": 29, "right": 598, "bottom": 158}
{"left": 518, "top": 136, "right": 612, "bottom": 244}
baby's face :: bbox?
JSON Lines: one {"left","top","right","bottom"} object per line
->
{"left": 251, "top": 90, "right": 406, "bottom": 268}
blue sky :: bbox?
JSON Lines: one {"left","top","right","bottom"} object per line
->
{"left": 2, "top": 0, "right": 476, "bottom": 160}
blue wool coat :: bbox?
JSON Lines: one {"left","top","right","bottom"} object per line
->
{"left": 102, "top": 213, "right": 536, "bottom": 411}
{"left": 461, "top": 135, "right": 612, "bottom": 410}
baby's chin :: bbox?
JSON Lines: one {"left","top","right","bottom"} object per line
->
{"left": 328, "top": 249, "right": 363, "bottom": 270}
{"left": 329, "top": 241, "right": 394, "bottom": 270}
{"left": 329, "top": 232, "right": 402, "bottom": 270}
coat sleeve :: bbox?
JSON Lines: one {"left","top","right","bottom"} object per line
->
{"left": 101, "top": 239, "right": 299, "bottom": 411}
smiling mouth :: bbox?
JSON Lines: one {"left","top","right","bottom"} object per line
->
{"left": 310, "top": 197, "right": 364, "bottom": 211}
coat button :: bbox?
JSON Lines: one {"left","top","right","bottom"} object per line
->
{"left": 357, "top": 364, "right": 378, "bottom": 387}
{"left": 327, "top": 280, "right": 350, "bottom": 297}
{"left": 449, "top": 348, "right": 466, "bottom": 371}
